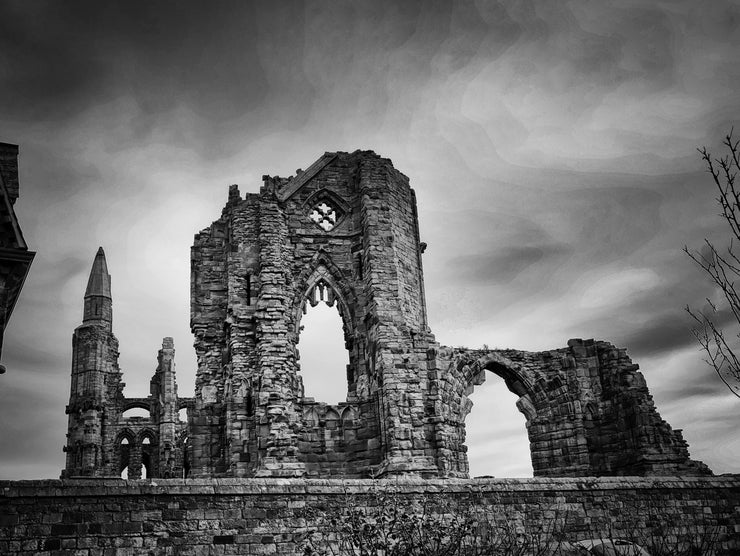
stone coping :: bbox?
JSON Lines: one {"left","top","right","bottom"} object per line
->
{"left": 2, "top": 475, "right": 738, "bottom": 498}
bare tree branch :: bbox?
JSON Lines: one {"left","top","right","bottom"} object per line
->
{"left": 687, "top": 128, "right": 740, "bottom": 399}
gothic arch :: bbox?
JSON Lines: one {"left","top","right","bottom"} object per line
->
{"left": 116, "top": 429, "right": 136, "bottom": 474}
{"left": 121, "top": 400, "right": 152, "bottom": 413}
{"left": 138, "top": 428, "right": 157, "bottom": 444}
{"left": 291, "top": 251, "right": 357, "bottom": 337}
{"left": 116, "top": 429, "right": 136, "bottom": 443}
{"left": 458, "top": 353, "right": 538, "bottom": 422}
{"left": 438, "top": 352, "right": 543, "bottom": 477}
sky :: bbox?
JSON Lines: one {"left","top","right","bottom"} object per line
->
{"left": 0, "top": 0, "right": 739, "bottom": 480}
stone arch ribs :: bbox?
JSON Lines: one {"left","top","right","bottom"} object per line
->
{"left": 436, "top": 351, "right": 541, "bottom": 478}
{"left": 292, "top": 253, "right": 357, "bottom": 348}
{"left": 438, "top": 348, "right": 591, "bottom": 479}
{"left": 121, "top": 399, "right": 152, "bottom": 413}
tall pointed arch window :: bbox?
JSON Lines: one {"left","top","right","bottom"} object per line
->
{"left": 297, "top": 278, "right": 350, "bottom": 404}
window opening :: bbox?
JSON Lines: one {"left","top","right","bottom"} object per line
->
{"left": 465, "top": 377, "right": 533, "bottom": 477}
{"left": 142, "top": 452, "right": 151, "bottom": 479}
{"left": 298, "top": 293, "right": 349, "bottom": 405}
{"left": 120, "top": 438, "right": 129, "bottom": 445}
{"left": 178, "top": 408, "right": 188, "bottom": 422}
{"left": 309, "top": 200, "right": 340, "bottom": 231}
{"left": 246, "top": 274, "right": 251, "bottom": 305}
{"left": 122, "top": 407, "right": 150, "bottom": 419}
{"left": 142, "top": 437, "right": 151, "bottom": 445}
{"left": 120, "top": 466, "right": 129, "bottom": 479}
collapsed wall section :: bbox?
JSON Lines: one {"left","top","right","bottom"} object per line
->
{"left": 437, "top": 339, "right": 712, "bottom": 478}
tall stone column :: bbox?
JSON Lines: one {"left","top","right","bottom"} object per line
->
{"left": 253, "top": 190, "right": 304, "bottom": 476}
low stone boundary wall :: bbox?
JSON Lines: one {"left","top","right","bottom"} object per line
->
{"left": 1, "top": 476, "right": 739, "bottom": 555}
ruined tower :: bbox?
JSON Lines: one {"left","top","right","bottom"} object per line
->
{"left": 62, "top": 248, "right": 191, "bottom": 478}
{"left": 191, "top": 151, "right": 438, "bottom": 477}
{"left": 63, "top": 248, "right": 117, "bottom": 476}
{"left": 190, "top": 150, "right": 710, "bottom": 479}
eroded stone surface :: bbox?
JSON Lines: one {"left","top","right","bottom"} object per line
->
{"left": 186, "top": 150, "right": 709, "bottom": 479}
{"left": 62, "top": 249, "right": 192, "bottom": 479}
{"left": 63, "top": 150, "right": 710, "bottom": 480}
{"left": 2, "top": 477, "right": 739, "bottom": 555}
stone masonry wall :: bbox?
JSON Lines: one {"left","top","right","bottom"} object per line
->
{"left": 187, "top": 151, "right": 712, "bottom": 480}
{"left": 435, "top": 339, "right": 711, "bottom": 478}
{"left": 1, "top": 477, "right": 738, "bottom": 555}
{"left": 190, "top": 151, "right": 441, "bottom": 478}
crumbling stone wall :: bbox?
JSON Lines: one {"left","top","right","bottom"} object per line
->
{"left": 434, "top": 339, "right": 710, "bottom": 478}
{"left": 62, "top": 150, "right": 710, "bottom": 481}
{"left": 1, "top": 477, "right": 738, "bottom": 555}
{"left": 188, "top": 150, "right": 709, "bottom": 479}
{"left": 191, "top": 151, "right": 439, "bottom": 478}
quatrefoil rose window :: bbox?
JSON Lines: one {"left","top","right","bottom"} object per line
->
{"left": 309, "top": 200, "right": 342, "bottom": 232}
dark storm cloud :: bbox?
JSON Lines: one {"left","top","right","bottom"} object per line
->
{"left": 0, "top": 1, "right": 276, "bottom": 123}
{"left": 0, "top": 379, "right": 64, "bottom": 468}
{"left": 552, "top": 186, "right": 664, "bottom": 260}
{"left": 425, "top": 207, "right": 574, "bottom": 287}
{"left": 449, "top": 244, "right": 572, "bottom": 285}
{"left": 19, "top": 143, "right": 102, "bottom": 204}
{"left": 658, "top": 360, "right": 733, "bottom": 403}
{"left": 621, "top": 312, "right": 698, "bottom": 359}
{"left": 623, "top": 305, "right": 737, "bottom": 360}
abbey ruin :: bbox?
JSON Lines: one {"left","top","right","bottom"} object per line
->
{"left": 3, "top": 149, "right": 738, "bottom": 555}
{"left": 61, "top": 150, "right": 711, "bottom": 481}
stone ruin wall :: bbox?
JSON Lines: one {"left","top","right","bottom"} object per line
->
{"left": 34, "top": 149, "right": 734, "bottom": 555}
{"left": 1, "top": 477, "right": 739, "bottom": 555}
{"left": 62, "top": 250, "right": 193, "bottom": 480}
{"left": 186, "top": 149, "right": 709, "bottom": 480}
{"left": 189, "top": 151, "right": 439, "bottom": 479}
{"left": 64, "top": 331, "right": 192, "bottom": 480}
{"left": 434, "top": 340, "right": 710, "bottom": 478}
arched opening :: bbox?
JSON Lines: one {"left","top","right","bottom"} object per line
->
{"left": 178, "top": 408, "right": 188, "bottom": 422}
{"left": 122, "top": 407, "right": 150, "bottom": 419}
{"left": 118, "top": 433, "right": 133, "bottom": 477}
{"left": 297, "top": 289, "right": 350, "bottom": 405}
{"left": 181, "top": 436, "right": 190, "bottom": 478}
{"left": 141, "top": 452, "right": 151, "bottom": 479}
{"left": 465, "top": 372, "right": 533, "bottom": 478}
{"left": 142, "top": 437, "right": 151, "bottom": 445}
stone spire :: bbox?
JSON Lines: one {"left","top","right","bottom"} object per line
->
{"left": 82, "top": 247, "right": 112, "bottom": 329}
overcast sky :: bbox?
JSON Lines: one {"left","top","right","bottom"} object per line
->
{"left": 1, "top": 0, "right": 739, "bottom": 480}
